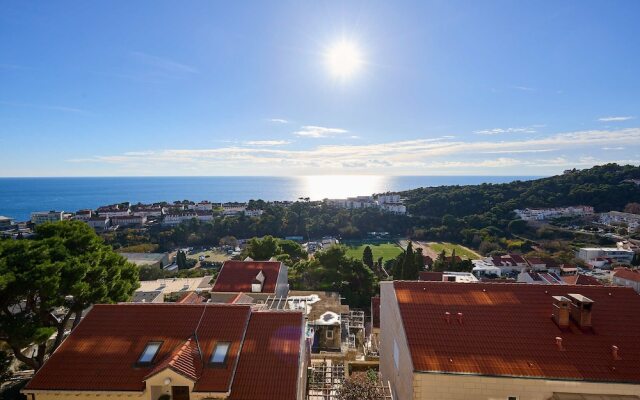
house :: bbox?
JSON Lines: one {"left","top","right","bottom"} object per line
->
{"left": 525, "top": 257, "right": 547, "bottom": 271}
{"left": 577, "top": 247, "right": 635, "bottom": 266}
{"left": 380, "top": 281, "right": 640, "bottom": 400}
{"left": 163, "top": 212, "right": 197, "bottom": 225}
{"left": 73, "top": 209, "right": 93, "bottom": 221}
{"left": 612, "top": 268, "right": 640, "bottom": 293}
{"left": 23, "top": 303, "right": 307, "bottom": 400}
{"left": 513, "top": 206, "right": 594, "bottom": 221}
{"left": 30, "top": 210, "right": 64, "bottom": 225}
{"left": 212, "top": 260, "right": 289, "bottom": 297}
{"left": 86, "top": 216, "right": 110, "bottom": 231}
{"left": 96, "top": 203, "right": 131, "bottom": 217}
{"left": 562, "top": 274, "right": 603, "bottom": 286}
{"left": 418, "top": 271, "right": 478, "bottom": 283}
{"left": 111, "top": 215, "right": 147, "bottom": 227}
{"left": 0, "top": 215, "right": 14, "bottom": 229}
{"left": 517, "top": 271, "right": 565, "bottom": 284}
{"left": 221, "top": 203, "right": 247, "bottom": 216}
{"left": 131, "top": 290, "right": 164, "bottom": 303}
{"left": 120, "top": 252, "right": 171, "bottom": 269}
{"left": 131, "top": 205, "right": 164, "bottom": 218}
{"left": 475, "top": 254, "right": 528, "bottom": 274}
{"left": 194, "top": 201, "right": 213, "bottom": 211}
{"left": 244, "top": 209, "right": 264, "bottom": 217}
{"left": 136, "top": 276, "right": 213, "bottom": 295}
{"left": 194, "top": 210, "right": 214, "bottom": 222}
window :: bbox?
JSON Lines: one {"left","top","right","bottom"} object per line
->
{"left": 326, "top": 328, "right": 334, "bottom": 340}
{"left": 138, "top": 342, "right": 162, "bottom": 364}
{"left": 508, "top": 397, "right": 518, "bottom": 400}
{"left": 393, "top": 339, "right": 400, "bottom": 371}
{"left": 210, "top": 342, "right": 230, "bottom": 365}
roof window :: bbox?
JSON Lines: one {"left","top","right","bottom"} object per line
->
{"left": 210, "top": 342, "right": 230, "bottom": 365}
{"left": 138, "top": 342, "right": 162, "bottom": 364}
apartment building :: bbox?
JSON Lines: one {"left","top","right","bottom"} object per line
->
{"left": 577, "top": 247, "right": 635, "bottom": 266}
{"left": 380, "top": 281, "right": 640, "bottom": 400}
{"left": 514, "top": 205, "right": 595, "bottom": 221}
{"left": 600, "top": 211, "right": 640, "bottom": 231}
{"left": 30, "top": 210, "right": 64, "bottom": 225}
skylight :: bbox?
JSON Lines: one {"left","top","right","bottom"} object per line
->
{"left": 138, "top": 342, "right": 162, "bottom": 364}
{"left": 210, "top": 342, "right": 230, "bottom": 365}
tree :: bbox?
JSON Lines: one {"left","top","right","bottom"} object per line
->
{"left": 245, "top": 235, "right": 280, "bottom": 260}
{"left": 632, "top": 252, "right": 640, "bottom": 267}
{"left": 219, "top": 235, "right": 238, "bottom": 248}
{"left": 176, "top": 250, "right": 188, "bottom": 269}
{"left": 400, "top": 241, "right": 418, "bottom": 280}
{"left": 624, "top": 202, "right": 640, "bottom": 214}
{"left": 362, "top": 246, "right": 374, "bottom": 269}
{"left": 0, "top": 221, "right": 139, "bottom": 370}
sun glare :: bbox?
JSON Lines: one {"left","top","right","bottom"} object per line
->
{"left": 325, "top": 40, "right": 363, "bottom": 79}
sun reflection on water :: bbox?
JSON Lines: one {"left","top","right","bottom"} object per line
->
{"left": 301, "top": 175, "right": 391, "bottom": 200}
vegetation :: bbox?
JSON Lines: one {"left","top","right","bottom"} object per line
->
{"left": 0, "top": 221, "right": 139, "bottom": 370}
{"left": 426, "top": 242, "right": 480, "bottom": 259}
{"left": 344, "top": 242, "right": 403, "bottom": 263}
{"left": 336, "top": 372, "right": 385, "bottom": 400}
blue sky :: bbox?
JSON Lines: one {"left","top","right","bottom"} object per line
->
{"left": 1, "top": 0, "right": 639, "bottom": 176}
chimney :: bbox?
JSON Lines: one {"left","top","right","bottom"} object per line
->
{"left": 456, "top": 312, "right": 463, "bottom": 324}
{"left": 567, "top": 293, "right": 594, "bottom": 328}
{"left": 555, "top": 336, "right": 563, "bottom": 350}
{"left": 552, "top": 296, "right": 571, "bottom": 329}
{"left": 251, "top": 270, "right": 265, "bottom": 293}
{"left": 444, "top": 312, "right": 451, "bottom": 324}
{"left": 612, "top": 345, "right": 621, "bottom": 360}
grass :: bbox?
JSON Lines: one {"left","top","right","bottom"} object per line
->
{"left": 426, "top": 242, "right": 481, "bottom": 260}
{"left": 345, "top": 242, "right": 403, "bottom": 262}
{"left": 187, "top": 250, "right": 231, "bottom": 263}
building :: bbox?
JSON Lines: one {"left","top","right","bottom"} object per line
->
{"left": 194, "top": 210, "right": 214, "bottom": 222}
{"left": 221, "top": 203, "right": 247, "bottom": 216}
{"left": 212, "top": 260, "right": 289, "bottom": 297}
{"left": 561, "top": 274, "right": 603, "bottom": 286}
{"left": 244, "top": 209, "right": 264, "bottom": 217}
{"left": 131, "top": 205, "right": 164, "bottom": 218}
{"left": 194, "top": 201, "right": 213, "bottom": 211}
{"left": 163, "top": 212, "right": 197, "bottom": 225}
{"left": 136, "top": 276, "right": 213, "bottom": 295}
{"left": 525, "top": 257, "right": 547, "bottom": 271}
{"left": 73, "top": 209, "right": 93, "bottom": 221}
{"left": 130, "top": 290, "right": 164, "bottom": 303}
{"left": 577, "top": 247, "right": 635, "bottom": 266}
{"left": 86, "top": 216, "right": 110, "bottom": 231}
{"left": 517, "top": 271, "right": 565, "bottom": 284}
{"left": 380, "top": 281, "right": 640, "bottom": 400}
{"left": 111, "top": 215, "right": 147, "bottom": 227}
{"left": 30, "top": 210, "right": 64, "bottom": 225}
{"left": 96, "top": 203, "right": 131, "bottom": 218}
{"left": 418, "top": 271, "right": 478, "bottom": 283}
{"left": 600, "top": 211, "right": 640, "bottom": 231}
{"left": 514, "top": 205, "right": 595, "bottom": 221}
{"left": 0, "top": 215, "right": 14, "bottom": 229}
{"left": 23, "top": 303, "right": 307, "bottom": 400}
{"left": 612, "top": 268, "right": 640, "bottom": 293}
{"left": 473, "top": 254, "right": 528, "bottom": 274}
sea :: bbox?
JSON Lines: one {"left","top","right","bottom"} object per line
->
{"left": 0, "top": 175, "right": 542, "bottom": 222}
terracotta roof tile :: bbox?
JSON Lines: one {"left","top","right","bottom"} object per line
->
{"left": 146, "top": 336, "right": 202, "bottom": 381}
{"left": 213, "top": 261, "right": 282, "bottom": 293}
{"left": 614, "top": 268, "right": 640, "bottom": 283}
{"left": 562, "top": 274, "right": 603, "bottom": 286}
{"left": 229, "top": 312, "right": 303, "bottom": 400}
{"left": 392, "top": 281, "right": 640, "bottom": 383}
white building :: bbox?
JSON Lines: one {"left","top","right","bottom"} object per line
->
{"left": 600, "top": 211, "right": 640, "bottom": 231}
{"left": 96, "top": 207, "right": 131, "bottom": 218}
{"left": 577, "top": 247, "right": 635, "bottom": 266}
{"left": 86, "top": 216, "right": 110, "bottom": 231}
{"left": 380, "top": 203, "right": 406, "bottom": 214}
{"left": 73, "top": 209, "right": 93, "bottom": 221}
{"left": 0, "top": 215, "right": 15, "bottom": 229}
{"left": 130, "top": 206, "right": 163, "bottom": 218}
{"left": 195, "top": 211, "right": 214, "bottom": 222}
{"left": 514, "top": 205, "right": 594, "bottom": 221}
{"left": 612, "top": 268, "right": 640, "bottom": 293}
{"left": 376, "top": 194, "right": 401, "bottom": 204}
{"left": 162, "top": 212, "right": 197, "bottom": 225}
{"left": 244, "top": 209, "right": 264, "bottom": 217}
{"left": 194, "top": 201, "right": 213, "bottom": 211}
{"left": 31, "top": 210, "right": 64, "bottom": 225}
{"left": 110, "top": 215, "right": 146, "bottom": 227}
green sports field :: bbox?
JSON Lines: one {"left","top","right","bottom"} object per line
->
{"left": 345, "top": 242, "right": 403, "bottom": 262}
{"left": 426, "top": 242, "right": 480, "bottom": 259}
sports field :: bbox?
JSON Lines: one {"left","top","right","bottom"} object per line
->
{"left": 426, "top": 242, "right": 480, "bottom": 259}
{"left": 345, "top": 242, "right": 403, "bottom": 262}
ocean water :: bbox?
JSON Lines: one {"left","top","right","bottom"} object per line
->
{"left": 0, "top": 176, "right": 541, "bottom": 221}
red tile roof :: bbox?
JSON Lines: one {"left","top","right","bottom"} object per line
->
{"left": 614, "top": 268, "right": 640, "bottom": 283}
{"left": 229, "top": 312, "right": 303, "bottom": 400}
{"left": 391, "top": 281, "right": 640, "bottom": 383}
{"left": 25, "top": 304, "right": 304, "bottom": 396}
{"left": 419, "top": 271, "right": 444, "bottom": 281}
{"left": 213, "top": 261, "right": 282, "bottom": 293}
{"left": 562, "top": 274, "right": 603, "bottom": 286}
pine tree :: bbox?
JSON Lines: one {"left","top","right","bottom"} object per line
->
{"left": 450, "top": 248, "right": 457, "bottom": 271}
{"left": 402, "top": 241, "right": 418, "bottom": 280}
{"left": 362, "top": 246, "right": 374, "bottom": 269}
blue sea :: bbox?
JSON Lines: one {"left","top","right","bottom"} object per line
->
{"left": 0, "top": 176, "right": 541, "bottom": 221}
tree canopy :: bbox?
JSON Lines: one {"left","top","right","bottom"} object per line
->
{"left": 0, "top": 221, "right": 139, "bottom": 370}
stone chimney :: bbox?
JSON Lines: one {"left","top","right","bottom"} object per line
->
{"left": 552, "top": 296, "right": 571, "bottom": 329}
{"left": 567, "top": 293, "right": 594, "bottom": 328}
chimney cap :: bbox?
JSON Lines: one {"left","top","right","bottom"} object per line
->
{"left": 567, "top": 293, "right": 594, "bottom": 304}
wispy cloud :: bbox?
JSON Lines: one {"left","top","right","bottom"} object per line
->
{"left": 243, "top": 140, "right": 291, "bottom": 146}
{"left": 293, "top": 125, "right": 348, "bottom": 138}
{"left": 268, "top": 118, "right": 289, "bottom": 124}
{"left": 474, "top": 125, "right": 539, "bottom": 135}
{"left": 68, "top": 128, "right": 640, "bottom": 175}
{"left": 511, "top": 85, "right": 536, "bottom": 92}
{"left": 130, "top": 51, "right": 198, "bottom": 74}
{"left": 598, "top": 116, "right": 635, "bottom": 122}
{"left": 0, "top": 101, "right": 89, "bottom": 114}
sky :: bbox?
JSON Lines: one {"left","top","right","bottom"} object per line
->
{"left": 1, "top": 0, "right": 639, "bottom": 177}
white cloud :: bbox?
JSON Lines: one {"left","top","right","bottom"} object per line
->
{"left": 293, "top": 125, "right": 348, "bottom": 138}
{"left": 598, "top": 116, "right": 635, "bottom": 122}
{"left": 243, "top": 140, "right": 291, "bottom": 146}
{"left": 474, "top": 126, "right": 539, "bottom": 135}
{"left": 268, "top": 118, "right": 289, "bottom": 124}
{"left": 68, "top": 128, "right": 640, "bottom": 175}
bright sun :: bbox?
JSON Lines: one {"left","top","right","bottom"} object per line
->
{"left": 325, "top": 40, "right": 363, "bottom": 79}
